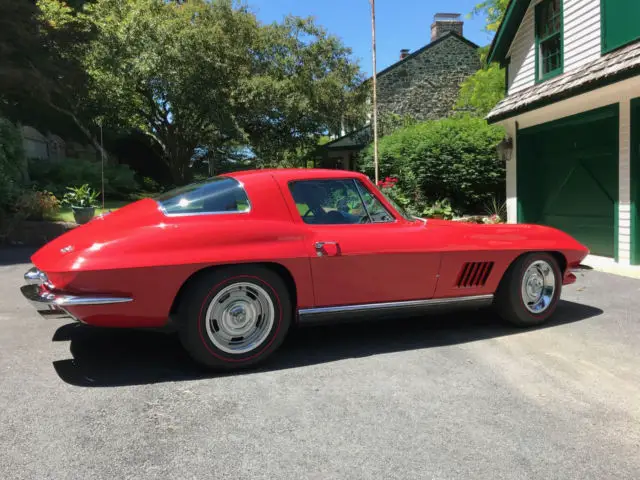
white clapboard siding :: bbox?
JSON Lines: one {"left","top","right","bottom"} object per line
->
{"left": 507, "top": 0, "right": 602, "bottom": 95}
{"left": 507, "top": 7, "right": 535, "bottom": 95}
{"left": 564, "top": 0, "right": 602, "bottom": 71}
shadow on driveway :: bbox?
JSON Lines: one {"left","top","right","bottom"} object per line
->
{"left": 51, "top": 300, "right": 602, "bottom": 387}
{"left": 0, "top": 247, "right": 36, "bottom": 266}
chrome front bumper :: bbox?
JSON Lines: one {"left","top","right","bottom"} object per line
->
{"left": 21, "top": 267, "right": 133, "bottom": 321}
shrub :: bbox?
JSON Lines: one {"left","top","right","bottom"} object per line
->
{"left": 13, "top": 190, "right": 60, "bottom": 221}
{"left": 423, "top": 199, "right": 455, "bottom": 220}
{"left": 28, "top": 158, "right": 138, "bottom": 199}
{"left": 140, "top": 176, "right": 162, "bottom": 193}
{"left": 360, "top": 116, "right": 506, "bottom": 213}
{"left": 0, "top": 118, "right": 26, "bottom": 222}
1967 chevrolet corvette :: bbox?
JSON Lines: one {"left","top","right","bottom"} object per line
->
{"left": 21, "top": 169, "right": 589, "bottom": 370}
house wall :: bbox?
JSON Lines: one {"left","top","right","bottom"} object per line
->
{"left": 507, "top": 0, "right": 602, "bottom": 95}
{"left": 376, "top": 35, "right": 480, "bottom": 120}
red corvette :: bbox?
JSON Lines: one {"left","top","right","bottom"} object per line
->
{"left": 21, "top": 169, "right": 589, "bottom": 370}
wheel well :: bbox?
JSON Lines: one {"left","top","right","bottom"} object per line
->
{"left": 501, "top": 250, "right": 568, "bottom": 280}
{"left": 169, "top": 262, "right": 298, "bottom": 317}
{"left": 549, "top": 251, "right": 568, "bottom": 274}
{"left": 495, "top": 250, "right": 568, "bottom": 292}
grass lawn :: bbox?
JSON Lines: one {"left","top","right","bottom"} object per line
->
{"left": 47, "top": 200, "right": 131, "bottom": 223}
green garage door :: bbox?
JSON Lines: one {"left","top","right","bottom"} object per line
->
{"left": 517, "top": 105, "right": 619, "bottom": 258}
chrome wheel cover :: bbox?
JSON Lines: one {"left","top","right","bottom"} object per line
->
{"left": 521, "top": 260, "right": 556, "bottom": 314}
{"left": 205, "top": 282, "right": 275, "bottom": 354}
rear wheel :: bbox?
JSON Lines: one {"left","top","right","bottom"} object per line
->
{"left": 178, "top": 266, "right": 292, "bottom": 371}
{"left": 494, "top": 253, "right": 562, "bottom": 327}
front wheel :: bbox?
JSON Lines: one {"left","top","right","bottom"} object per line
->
{"left": 494, "top": 253, "right": 562, "bottom": 327}
{"left": 178, "top": 266, "right": 292, "bottom": 371}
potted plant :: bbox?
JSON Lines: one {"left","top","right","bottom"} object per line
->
{"left": 62, "top": 184, "right": 100, "bottom": 224}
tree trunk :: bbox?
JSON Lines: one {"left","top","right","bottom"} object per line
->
{"left": 166, "top": 147, "right": 194, "bottom": 185}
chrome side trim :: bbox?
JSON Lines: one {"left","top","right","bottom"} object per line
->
{"left": 21, "top": 285, "right": 132, "bottom": 307}
{"left": 21, "top": 283, "right": 132, "bottom": 322}
{"left": 298, "top": 294, "right": 494, "bottom": 324}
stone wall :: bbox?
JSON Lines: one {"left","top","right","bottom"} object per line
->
{"left": 376, "top": 35, "right": 481, "bottom": 121}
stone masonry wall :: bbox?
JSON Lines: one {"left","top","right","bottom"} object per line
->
{"left": 376, "top": 35, "right": 481, "bottom": 121}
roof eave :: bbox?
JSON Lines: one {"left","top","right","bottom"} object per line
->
{"left": 486, "top": 62, "right": 640, "bottom": 123}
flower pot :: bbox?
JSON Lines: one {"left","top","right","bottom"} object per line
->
{"left": 72, "top": 206, "right": 96, "bottom": 225}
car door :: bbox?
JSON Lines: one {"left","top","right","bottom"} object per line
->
{"left": 285, "top": 177, "right": 442, "bottom": 308}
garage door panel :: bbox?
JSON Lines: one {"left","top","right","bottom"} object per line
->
{"left": 518, "top": 105, "right": 618, "bottom": 258}
{"left": 544, "top": 163, "right": 615, "bottom": 217}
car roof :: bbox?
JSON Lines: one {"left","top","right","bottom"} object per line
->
{"left": 225, "top": 168, "right": 369, "bottom": 182}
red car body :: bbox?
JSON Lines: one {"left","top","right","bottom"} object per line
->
{"left": 22, "top": 169, "right": 588, "bottom": 331}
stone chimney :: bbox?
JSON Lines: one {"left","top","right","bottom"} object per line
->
{"left": 400, "top": 49, "right": 410, "bottom": 60}
{"left": 431, "top": 13, "right": 463, "bottom": 42}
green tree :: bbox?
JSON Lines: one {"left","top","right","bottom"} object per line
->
{"left": 50, "top": 0, "right": 363, "bottom": 184}
{"left": 456, "top": 0, "right": 511, "bottom": 116}
{"left": 0, "top": 118, "right": 26, "bottom": 218}
{"left": 471, "top": 0, "right": 510, "bottom": 33}
{"left": 455, "top": 52, "right": 505, "bottom": 116}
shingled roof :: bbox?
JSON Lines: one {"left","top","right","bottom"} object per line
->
{"left": 487, "top": 40, "right": 640, "bottom": 123}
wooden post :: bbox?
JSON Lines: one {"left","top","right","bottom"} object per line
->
{"left": 369, "top": 0, "right": 379, "bottom": 185}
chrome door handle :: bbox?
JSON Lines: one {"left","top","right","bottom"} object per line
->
{"left": 315, "top": 241, "right": 337, "bottom": 249}
{"left": 314, "top": 241, "right": 339, "bottom": 256}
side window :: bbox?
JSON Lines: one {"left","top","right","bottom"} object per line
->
{"left": 288, "top": 179, "right": 394, "bottom": 225}
{"left": 156, "top": 177, "right": 250, "bottom": 216}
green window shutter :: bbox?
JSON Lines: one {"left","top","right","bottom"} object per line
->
{"left": 602, "top": 0, "right": 640, "bottom": 53}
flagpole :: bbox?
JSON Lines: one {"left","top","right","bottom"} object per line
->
{"left": 369, "top": 0, "right": 379, "bottom": 186}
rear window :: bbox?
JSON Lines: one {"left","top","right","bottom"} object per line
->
{"left": 156, "top": 177, "right": 250, "bottom": 216}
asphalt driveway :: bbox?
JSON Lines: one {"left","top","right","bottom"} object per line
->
{"left": 1, "top": 248, "right": 639, "bottom": 480}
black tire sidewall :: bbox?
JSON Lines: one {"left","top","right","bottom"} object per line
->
{"left": 498, "top": 253, "right": 562, "bottom": 326}
{"left": 179, "top": 267, "right": 291, "bottom": 369}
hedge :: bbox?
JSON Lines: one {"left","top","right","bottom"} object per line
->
{"left": 360, "top": 116, "right": 506, "bottom": 214}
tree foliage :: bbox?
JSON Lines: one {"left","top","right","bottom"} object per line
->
{"left": 471, "top": 0, "right": 510, "bottom": 33}
{"left": 455, "top": 57, "right": 505, "bottom": 116}
{"left": 0, "top": 118, "right": 26, "bottom": 217}
{"left": 36, "top": 0, "right": 364, "bottom": 184}
{"left": 456, "top": 0, "right": 511, "bottom": 117}
{"left": 360, "top": 116, "right": 506, "bottom": 213}
{"left": 0, "top": 0, "right": 104, "bottom": 156}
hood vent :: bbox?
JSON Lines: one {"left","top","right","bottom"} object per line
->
{"left": 456, "top": 262, "right": 494, "bottom": 288}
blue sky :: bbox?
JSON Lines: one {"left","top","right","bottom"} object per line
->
{"left": 249, "top": 0, "right": 493, "bottom": 76}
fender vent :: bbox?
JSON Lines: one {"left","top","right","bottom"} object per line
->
{"left": 456, "top": 262, "right": 494, "bottom": 288}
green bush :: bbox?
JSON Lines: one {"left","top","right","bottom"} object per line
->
{"left": 360, "top": 116, "right": 506, "bottom": 213}
{"left": 0, "top": 118, "right": 26, "bottom": 221}
{"left": 13, "top": 190, "right": 60, "bottom": 221}
{"left": 28, "top": 158, "right": 139, "bottom": 199}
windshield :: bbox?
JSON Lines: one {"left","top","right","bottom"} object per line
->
{"left": 155, "top": 177, "right": 250, "bottom": 216}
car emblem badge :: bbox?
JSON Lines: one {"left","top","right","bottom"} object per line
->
{"left": 60, "top": 245, "right": 74, "bottom": 254}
